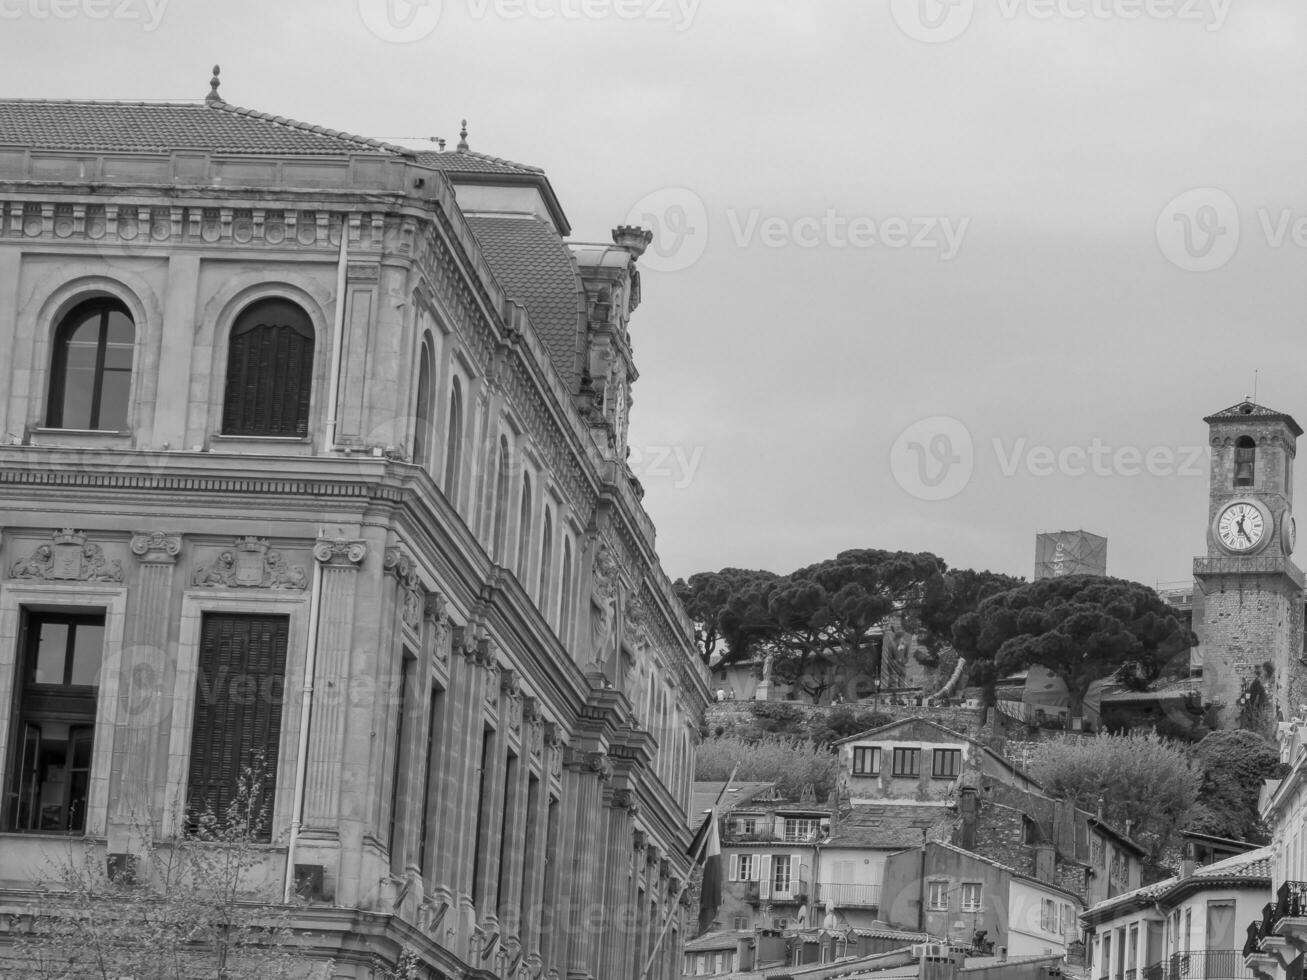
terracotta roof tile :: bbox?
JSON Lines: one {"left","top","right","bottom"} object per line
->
{"left": 415, "top": 148, "right": 543, "bottom": 175}
{"left": 0, "top": 99, "right": 408, "bottom": 156}
{"left": 465, "top": 213, "right": 585, "bottom": 388}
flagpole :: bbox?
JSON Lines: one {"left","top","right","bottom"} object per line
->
{"left": 639, "top": 764, "right": 739, "bottom": 980}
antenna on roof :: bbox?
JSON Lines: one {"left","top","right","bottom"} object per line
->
{"left": 206, "top": 65, "right": 221, "bottom": 104}
{"left": 457, "top": 119, "right": 469, "bottom": 152}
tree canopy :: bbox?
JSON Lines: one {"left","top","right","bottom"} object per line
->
{"left": 915, "top": 567, "right": 1025, "bottom": 665}
{"left": 1027, "top": 731, "right": 1201, "bottom": 862}
{"left": 951, "top": 574, "right": 1195, "bottom": 714}
{"left": 1187, "top": 729, "right": 1287, "bottom": 844}
{"left": 677, "top": 550, "right": 951, "bottom": 701}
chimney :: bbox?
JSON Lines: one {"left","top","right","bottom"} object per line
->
{"left": 959, "top": 786, "right": 979, "bottom": 851}
{"left": 1096, "top": 797, "right": 1105, "bottom": 821}
{"left": 1180, "top": 841, "right": 1197, "bottom": 878}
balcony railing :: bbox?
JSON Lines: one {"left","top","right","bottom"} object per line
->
{"left": 1165, "top": 950, "right": 1258, "bottom": 979}
{"left": 1243, "top": 880, "right": 1307, "bottom": 956}
{"left": 815, "top": 881, "right": 882, "bottom": 908}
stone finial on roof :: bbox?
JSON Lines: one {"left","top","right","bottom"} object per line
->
{"left": 612, "top": 225, "right": 653, "bottom": 259}
{"left": 457, "top": 119, "right": 469, "bottom": 152}
{"left": 206, "top": 65, "right": 221, "bottom": 104}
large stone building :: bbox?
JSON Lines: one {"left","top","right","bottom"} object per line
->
{"left": 0, "top": 76, "right": 710, "bottom": 979}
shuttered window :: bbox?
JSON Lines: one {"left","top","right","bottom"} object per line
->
{"left": 187, "top": 613, "right": 288, "bottom": 840}
{"left": 221, "top": 299, "right": 314, "bottom": 437}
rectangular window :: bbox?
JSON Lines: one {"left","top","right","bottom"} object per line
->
{"left": 186, "top": 613, "right": 288, "bottom": 841}
{"left": 773, "top": 854, "right": 792, "bottom": 894}
{"left": 738, "top": 816, "right": 756, "bottom": 835}
{"left": 733, "top": 916, "right": 749, "bottom": 931}
{"left": 6, "top": 612, "right": 105, "bottom": 833}
{"left": 932, "top": 748, "right": 962, "bottom": 779}
{"left": 387, "top": 651, "right": 415, "bottom": 874}
{"left": 852, "top": 746, "right": 880, "bottom": 775}
{"left": 892, "top": 747, "right": 921, "bottom": 777}
{"left": 960, "top": 882, "right": 981, "bottom": 912}
{"left": 1041, "top": 898, "right": 1056, "bottom": 932}
{"left": 739, "top": 853, "right": 755, "bottom": 881}
{"left": 928, "top": 880, "right": 948, "bottom": 911}
{"left": 783, "top": 817, "right": 817, "bottom": 842}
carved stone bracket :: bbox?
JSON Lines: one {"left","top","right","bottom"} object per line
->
{"left": 384, "top": 547, "right": 424, "bottom": 630}
{"left": 194, "top": 537, "right": 307, "bottom": 589}
{"left": 611, "top": 789, "right": 639, "bottom": 819}
{"left": 313, "top": 537, "right": 367, "bottom": 569}
{"left": 500, "top": 669, "right": 521, "bottom": 699}
{"left": 130, "top": 531, "right": 182, "bottom": 564}
{"left": 11, "top": 529, "right": 124, "bottom": 582}
{"left": 451, "top": 625, "right": 475, "bottom": 660}
{"left": 586, "top": 752, "right": 613, "bottom": 782}
{"left": 632, "top": 829, "right": 647, "bottom": 852}
{"left": 645, "top": 844, "right": 660, "bottom": 867}
{"left": 425, "top": 592, "right": 450, "bottom": 661}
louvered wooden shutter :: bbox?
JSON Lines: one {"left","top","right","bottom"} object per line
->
{"left": 728, "top": 853, "right": 739, "bottom": 882}
{"left": 187, "top": 613, "right": 289, "bottom": 840}
{"left": 759, "top": 855, "right": 772, "bottom": 899}
{"left": 222, "top": 300, "right": 314, "bottom": 437}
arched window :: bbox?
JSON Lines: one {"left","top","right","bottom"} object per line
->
{"left": 222, "top": 298, "right": 314, "bottom": 437}
{"left": 413, "top": 338, "right": 434, "bottom": 467}
{"left": 444, "top": 378, "right": 464, "bottom": 499}
{"left": 47, "top": 298, "right": 134, "bottom": 430}
{"left": 516, "top": 474, "right": 533, "bottom": 583}
{"left": 1234, "top": 436, "right": 1256, "bottom": 488}
{"left": 559, "top": 537, "right": 574, "bottom": 641}
{"left": 493, "top": 437, "right": 511, "bottom": 561}
{"left": 539, "top": 508, "right": 554, "bottom": 610}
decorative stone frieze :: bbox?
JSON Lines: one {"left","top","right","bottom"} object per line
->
{"left": 130, "top": 531, "right": 182, "bottom": 564}
{"left": 192, "top": 536, "right": 307, "bottom": 589}
{"left": 10, "top": 529, "right": 124, "bottom": 582}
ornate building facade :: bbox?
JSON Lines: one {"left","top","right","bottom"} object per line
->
{"left": 0, "top": 78, "right": 710, "bottom": 979}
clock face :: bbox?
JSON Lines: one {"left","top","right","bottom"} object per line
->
{"left": 1217, "top": 502, "right": 1265, "bottom": 551}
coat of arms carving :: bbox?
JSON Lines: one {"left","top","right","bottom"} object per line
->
{"left": 192, "top": 537, "right": 307, "bottom": 590}
{"left": 10, "top": 529, "right": 124, "bottom": 582}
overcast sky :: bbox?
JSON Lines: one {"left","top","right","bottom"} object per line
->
{"left": 3, "top": 0, "right": 1305, "bottom": 588}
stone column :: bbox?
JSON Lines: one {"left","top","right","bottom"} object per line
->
{"left": 519, "top": 746, "right": 547, "bottom": 971}
{"left": 498, "top": 690, "right": 532, "bottom": 955}
{"left": 547, "top": 749, "right": 583, "bottom": 979}
{"left": 598, "top": 790, "right": 637, "bottom": 980}
{"left": 453, "top": 635, "right": 489, "bottom": 955}
{"left": 473, "top": 695, "right": 508, "bottom": 929}
{"left": 111, "top": 532, "right": 181, "bottom": 845}
{"left": 302, "top": 538, "right": 367, "bottom": 832}
{"left": 567, "top": 753, "right": 609, "bottom": 980}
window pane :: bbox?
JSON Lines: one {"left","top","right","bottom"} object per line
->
{"left": 96, "top": 367, "right": 131, "bottom": 430}
{"left": 33, "top": 623, "right": 69, "bottom": 684}
{"left": 69, "top": 623, "right": 104, "bottom": 686}
{"left": 104, "top": 309, "right": 133, "bottom": 345}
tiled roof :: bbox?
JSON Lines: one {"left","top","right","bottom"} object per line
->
{"left": 1204, "top": 399, "right": 1303, "bottom": 435}
{"left": 0, "top": 99, "right": 408, "bottom": 156}
{"left": 465, "top": 213, "right": 586, "bottom": 388}
{"left": 825, "top": 803, "right": 952, "bottom": 850}
{"left": 415, "top": 148, "right": 543, "bottom": 175}
{"left": 1084, "top": 845, "right": 1272, "bottom": 919}
{"left": 685, "top": 929, "right": 751, "bottom": 952}
{"left": 691, "top": 781, "right": 776, "bottom": 830}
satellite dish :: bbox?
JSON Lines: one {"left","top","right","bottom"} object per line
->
{"left": 797, "top": 904, "right": 808, "bottom": 925}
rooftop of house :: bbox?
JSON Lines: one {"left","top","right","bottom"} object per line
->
{"left": 684, "top": 929, "right": 753, "bottom": 953}
{"left": 691, "top": 781, "right": 778, "bottom": 830}
{"left": 1082, "top": 844, "right": 1272, "bottom": 923}
{"left": 824, "top": 803, "right": 953, "bottom": 850}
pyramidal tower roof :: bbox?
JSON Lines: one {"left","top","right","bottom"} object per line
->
{"left": 1204, "top": 399, "right": 1303, "bottom": 437}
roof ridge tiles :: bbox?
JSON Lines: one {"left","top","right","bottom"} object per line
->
{"left": 207, "top": 100, "right": 411, "bottom": 155}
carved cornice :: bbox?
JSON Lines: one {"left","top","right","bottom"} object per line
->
{"left": 10, "top": 529, "right": 124, "bottom": 582}
{"left": 314, "top": 538, "right": 367, "bottom": 568}
{"left": 130, "top": 531, "right": 182, "bottom": 564}
{"left": 193, "top": 537, "right": 307, "bottom": 589}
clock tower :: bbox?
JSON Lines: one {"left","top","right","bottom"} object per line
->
{"left": 1195, "top": 400, "right": 1305, "bottom": 732}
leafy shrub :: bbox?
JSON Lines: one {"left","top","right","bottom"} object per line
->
{"left": 748, "top": 700, "right": 806, "bottom": 733}
{"left": 695, "top": 735, "right": 840, "bottom": 800}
